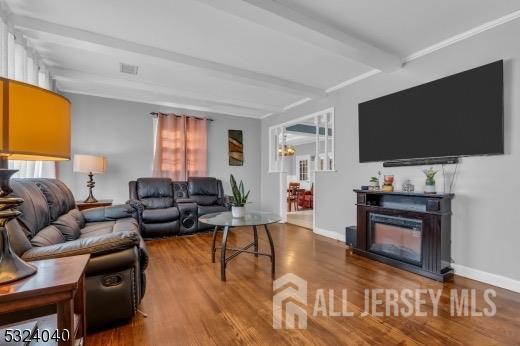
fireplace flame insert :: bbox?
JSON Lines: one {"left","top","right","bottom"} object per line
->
{"left": 368, "top": 213, "right": 422, "bottom": 266}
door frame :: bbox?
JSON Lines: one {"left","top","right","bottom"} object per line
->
{"left": 268, "top": 107, "right": 334, "bottom": 231}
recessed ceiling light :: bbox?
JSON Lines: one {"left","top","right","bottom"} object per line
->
{"left": 120, "top": 63, "right": 138, "bottom": 75}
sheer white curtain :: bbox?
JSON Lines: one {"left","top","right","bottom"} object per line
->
{"left": 0, "top": 15, "right": 57, "bottom": 178}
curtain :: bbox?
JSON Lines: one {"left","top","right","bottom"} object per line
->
{"left": 152, "top": 114, "right": 208, "bottom": 180}
{"left": 2, "top": 24, "right": 57, "bottom": 178}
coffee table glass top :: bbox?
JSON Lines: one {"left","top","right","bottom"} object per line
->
{"left": 199, "top": 211, "right": 281, "bottom": 227}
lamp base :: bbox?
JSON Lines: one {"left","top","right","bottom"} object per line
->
{"left": 0, "top": 240, "right": 37, "bottom": 284}
{"left": 83, "top": 172, "right": 98, "bottom": 203}
{"left": 83, "top": 194, "right": 98, "bottom": 204}
{"left": 0, "top": 166, "right": 37, "bottom": 285}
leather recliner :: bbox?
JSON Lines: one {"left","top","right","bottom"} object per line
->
{"left": 129, "top": 177, "right": 229, "bottom": 237}
{"left": 6, "top": 178, "right": 148, "bottom": 330}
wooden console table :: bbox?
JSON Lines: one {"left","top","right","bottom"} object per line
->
{"left": 76, "top": 200, "right": 113, "bottom": 211}
{"left": 0, "top": 254, "right": 90, "bottom": 345}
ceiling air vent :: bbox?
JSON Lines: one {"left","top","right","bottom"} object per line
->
{"left": 120, "top": 63, "right": 139, "bottom": 75}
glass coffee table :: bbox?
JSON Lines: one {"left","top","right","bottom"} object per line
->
{"left": 199, "top": 211, "right": 281, "bottom": 281}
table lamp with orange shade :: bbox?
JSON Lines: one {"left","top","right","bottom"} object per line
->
{"left": 0, "top": 78, "right": 70, "bottom": 284}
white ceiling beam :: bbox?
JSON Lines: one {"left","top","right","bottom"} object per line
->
{"left": 53, "top": 70, "right": 267, "bottom": 117}
{"left": 12, "top": 14, "right": 324, "bottom": 98}
{"left": 58, "top": 87, "right": 262, "bottom": 119}
{"left": 195, "top": 0, "right": 402, "bottom": 72}
{"left": 52, "top": 68, "right": 284, "bottom": 113}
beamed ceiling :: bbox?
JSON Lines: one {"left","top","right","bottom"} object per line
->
{"left": 4, "top": 0, "right": 520, "bottom": 118}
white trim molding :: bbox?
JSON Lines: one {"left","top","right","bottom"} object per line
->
{"left": 313, "top": 227, "right": 344, "bottom": 241}
{"left": 404, "top": 9, "right": 520, "bottom": 63}
{"left": 326, "top": 69, "right": 380, "bottom": 93}
{"left": 452, "top": 264, "right": 520, "bottom": 293}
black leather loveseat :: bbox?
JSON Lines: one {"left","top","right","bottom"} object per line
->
{"left": 129, "top": 177, "right": 229, "bottom": 237}
{"left": 6, "top": 179, "right": 148, "bottom": 329}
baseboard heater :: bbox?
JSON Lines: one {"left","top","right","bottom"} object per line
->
{"left": 383, "top": 156, "right": 459, "bottom": 167}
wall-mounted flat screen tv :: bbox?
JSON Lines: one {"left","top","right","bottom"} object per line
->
{"left": 358, "top": 60, "right": 504, "bottom": 163}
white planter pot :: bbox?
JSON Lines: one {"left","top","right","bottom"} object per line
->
{"left": 424, "top": 184, "right": 436, "bottom": 194}
{"left": 232, "top": 206, "right": 246, "bottom": 218}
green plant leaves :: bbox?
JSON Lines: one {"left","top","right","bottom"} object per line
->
{"left": 230, "top": 174, "right": 249, "bottom": 207}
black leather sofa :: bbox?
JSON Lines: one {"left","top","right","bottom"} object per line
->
{"left": 129, "top": 177, "right": 229, "bottom": 237}
{"left": 6, "top": 179, "right": 148, "bottom": 329}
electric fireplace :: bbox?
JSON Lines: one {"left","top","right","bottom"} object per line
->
{"left": 368, "top": 214, "right": 422, "bottom": 266}
{"left": 354, "top": 190, "right": 454, "bottom": 281}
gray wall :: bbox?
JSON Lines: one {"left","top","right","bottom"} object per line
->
{"left": 261, "top": 20, "right": 520, "bottom": 281}
{"left": 60, "top": 93, "right": 261, "bottom": 206}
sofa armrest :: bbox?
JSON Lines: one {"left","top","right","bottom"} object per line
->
{"left": 82, "top": 204, "right": 136, "bottom": 222}
{"left": 22, "top": 231, "right": 140, "bottom": 262}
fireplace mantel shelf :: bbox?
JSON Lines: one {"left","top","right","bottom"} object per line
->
{"left": 353, "top": 189, "right": 454, "bottom": 199}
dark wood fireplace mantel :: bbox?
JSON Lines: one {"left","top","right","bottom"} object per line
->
{"left": 354, "top": 189, "right": 454, "bottom": 281}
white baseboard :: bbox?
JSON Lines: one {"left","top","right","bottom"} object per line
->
{"left": 452, "top": 264, "right": 520, "bottom": 293}
{"left": 312, "top": 228, "right": 520, "bottom": 293}
{"left": 313, "top": 227, "right": 344, "bottom": 241}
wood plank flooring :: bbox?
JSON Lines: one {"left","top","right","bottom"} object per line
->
{"left": 88, "top": 224, "right": 520, "bottom": 345}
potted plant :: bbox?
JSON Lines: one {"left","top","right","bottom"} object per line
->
{"left": 369, "top": 176, "right": 379, "bottom": 190}
{"left": 368, "top": 171, "right": 381, "bottom": 190}
{"left": 230, "top": 174, "right": 250, "bottom": 218}
{"left": 423, "top": 167, "right": 439, "bottom": 194}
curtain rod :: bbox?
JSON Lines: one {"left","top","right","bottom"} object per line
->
{"left": 150, "top": 112, "right": 214, "bottom": 121}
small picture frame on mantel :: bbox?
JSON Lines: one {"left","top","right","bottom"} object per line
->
{"left": 228, "top": 129, "right": 244, "bottom": 166}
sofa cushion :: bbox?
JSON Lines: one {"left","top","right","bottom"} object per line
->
{"left": 190, "top": 195, "right": 218, "bottom": 206}
{"left": 69, "top": 208, "right": 86, "bottom": 228}
{"left": 80, "top": 218, "right": 139, "bottom": 239}
{"left": 80, "top": 221, "right": 115, "bottom": 238}
{"left": 136, "top": 178, "right": 174, "bottom": 209}
{"left": 52, "top": 213, "right": 81, "bottom": 241}
{"left": 11, "top": 179, "right": 51, "bottom": 238}
{"left": 113, "top": 218, "right": 139, "bottom": 233}
{"left": 188, "top": 177, "right": 219, "bottom": 196}
{"left": 30, "top": 225, "right": 66, "bottom": 247}
{"left": 34, "top": 179, "right": 75, "bottom": 221}
{"left": 137, "top": 178, "right": 172, "bottom": 196}
{"left": 142, "top": 207, "right": 179, "bottom": 223}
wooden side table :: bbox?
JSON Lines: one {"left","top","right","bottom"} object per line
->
{"left": 0, "top": 254, "right": 90, "bottom": 346}
{"left": 76, "top": 199, "right": 113, "bottom": 211}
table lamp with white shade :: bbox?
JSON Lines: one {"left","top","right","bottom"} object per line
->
{"left": 73, "top": 154, "right": 107, "bottom": 203}
{"left": 0, "top": 78, "right": 70, "bottom": 284}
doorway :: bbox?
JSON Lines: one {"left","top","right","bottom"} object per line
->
{"left": 268, "top": 108, "right": 335, "bottom": 231}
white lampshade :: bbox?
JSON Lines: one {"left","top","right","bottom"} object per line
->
{"left": 73, "top": 154, "right": 107, "bottom": 174}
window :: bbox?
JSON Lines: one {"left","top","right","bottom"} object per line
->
{"left": 0, "top": 12, "right": 57, "bottom": 178}
{"left": 298, "top": 158, "right": 309, "bottom": 181}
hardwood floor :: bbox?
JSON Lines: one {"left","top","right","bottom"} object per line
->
{"left": 88, "top": 224, "right": 520, "bottom": 345}
{"left": 287, "top": 209, "right": 313, "bottom": 229}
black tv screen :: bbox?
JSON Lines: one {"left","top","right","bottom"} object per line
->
{"left": 358, "top": 60, "right": 504, "bottom": 163}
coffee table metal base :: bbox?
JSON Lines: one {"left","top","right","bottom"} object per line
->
{"left": 211, "top": 224, "right": 275, "bottom": 281}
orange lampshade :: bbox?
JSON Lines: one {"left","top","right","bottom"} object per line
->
{"left": 0, "top": 78, "right": 71, "bottom": 161}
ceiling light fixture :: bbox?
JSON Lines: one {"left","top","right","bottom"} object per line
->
{"left": 278, "top": 145, "right": 296, "bottom": 156}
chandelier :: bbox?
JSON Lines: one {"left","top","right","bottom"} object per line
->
{"left": 278, "top": 145, "right": 296, "bottom": 156}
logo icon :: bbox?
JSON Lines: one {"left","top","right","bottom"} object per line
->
{"left": 273, "top": 273, "right": 307, "bottom": 329}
